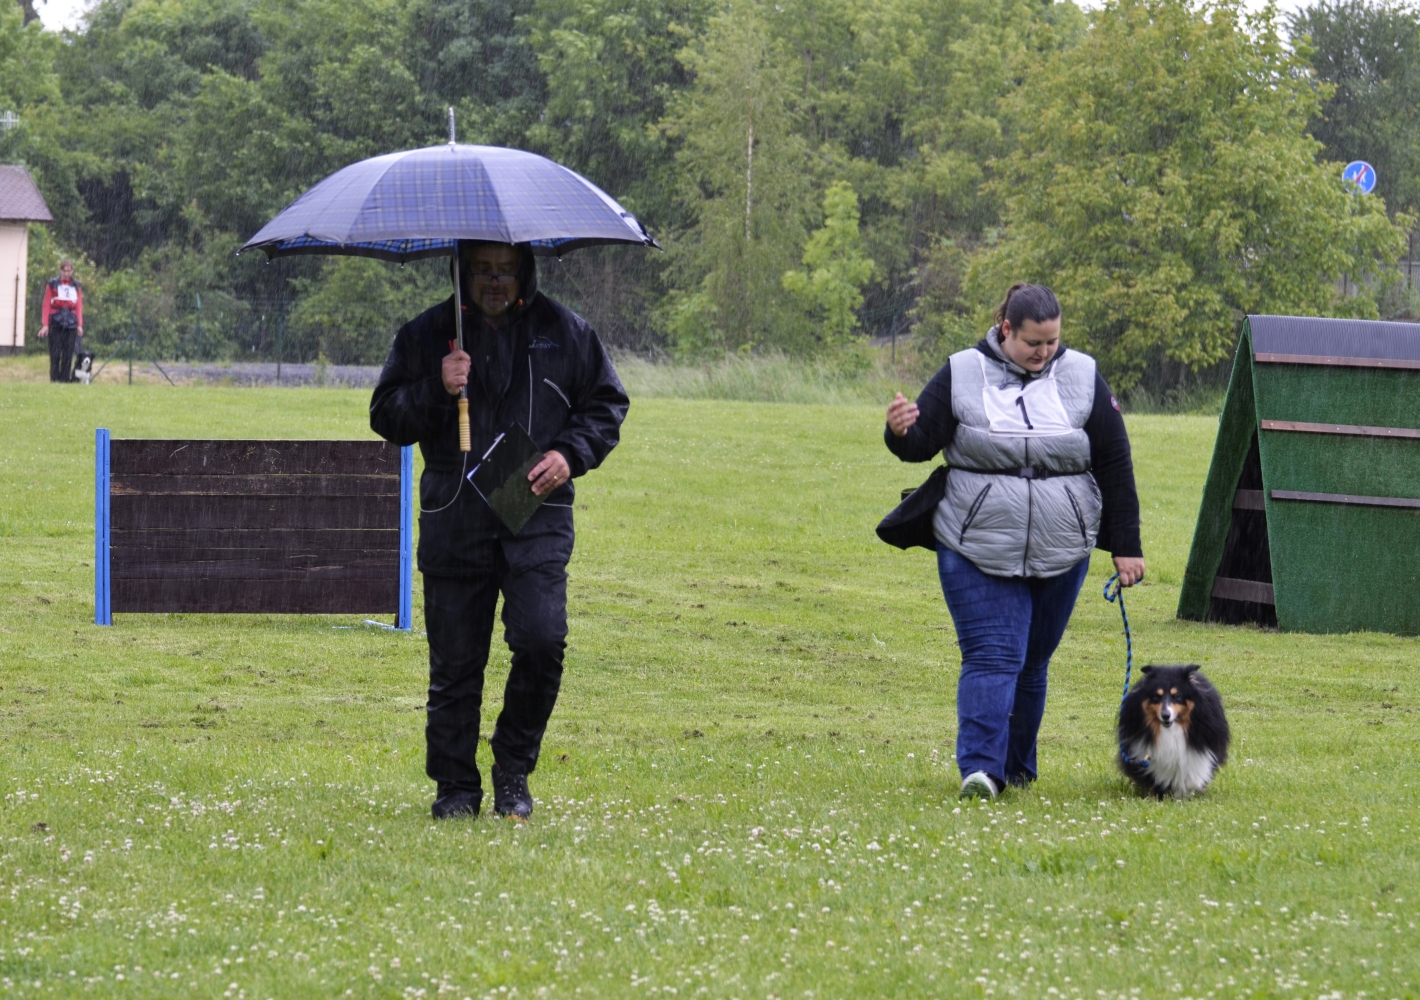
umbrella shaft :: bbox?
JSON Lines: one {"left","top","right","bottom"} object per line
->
{"left": 452, "top": 243, "right": 471, "bottom": 452}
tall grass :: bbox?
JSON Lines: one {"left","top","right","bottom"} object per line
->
{"left": 1118, "top": 383, "right": 1227, "bottom": 415}
{"left": 615, "top": 350, "right": 920, "bottom": 406}
{"left": 618, "top": 350, "right": 1230, "bottom": 415}
{"left": 6, "top": 344, "right": 1229, "bottom": 414}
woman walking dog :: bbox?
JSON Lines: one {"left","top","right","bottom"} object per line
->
{"left": 879, "top": 283, "right": 1144, "bottom": 799}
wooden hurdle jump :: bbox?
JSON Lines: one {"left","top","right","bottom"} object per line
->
{"left": 94, "top": 431, "right": 413, "bottom": 628}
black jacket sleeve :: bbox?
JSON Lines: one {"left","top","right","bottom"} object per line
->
{"left": 884, "top": 362, "right": 957, "bottom": 461}
{"left": 546, "top": 317, "right": 629, "bottom": 479}
{"left": 369, "top": 313, "right": 457, "bottom": 447}
{"left": 1084, "top": 373, "right": 1142, "bottom": 557}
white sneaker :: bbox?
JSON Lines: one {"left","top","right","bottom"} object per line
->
{"left": 959, "top": 771, "right": 998, "bottom": 799}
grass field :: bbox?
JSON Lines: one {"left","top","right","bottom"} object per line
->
{"left": 0, "top": 380, "right": 1416, "bottom": 1000}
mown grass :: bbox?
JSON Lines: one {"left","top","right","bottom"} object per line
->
{"left": 0, "top": 381, "right": 1415, "bottom": 1000}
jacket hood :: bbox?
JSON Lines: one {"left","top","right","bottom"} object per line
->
{"left": 977, "top": 325, "right": 1067, "bottom": 380}
{"left": 457, "top": 240, "right": 540, "bottom": 321}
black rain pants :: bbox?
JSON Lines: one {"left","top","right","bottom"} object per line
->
{"left": 423, "top": 552, "right": 568, "bottom": 797}
{"left": 48, "top": 327, "right": 76, "bottom": 383}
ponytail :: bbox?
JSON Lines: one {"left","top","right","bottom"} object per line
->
{"left": 995, "top": 283, "right": 1061, "bottom": 331}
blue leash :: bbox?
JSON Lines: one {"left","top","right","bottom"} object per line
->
{"left": 1103, "top": 572, "right": 1149, "bottom": 770}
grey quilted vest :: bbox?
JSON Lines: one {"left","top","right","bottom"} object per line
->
{"left": 933, "top": 340, "right": 1101, "bottom": 578}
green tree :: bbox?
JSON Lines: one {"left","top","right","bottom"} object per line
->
{"left": 287, "top": 255, "right": 446, "bottom": 364}
{"left": 782, "top": 180, "right": 873, "bottom": 344}
{"left": 408, "top": 0, "right": 545, "bottom": 148}
{"left": 967, "top": 0, "right": 1408, "bottom": 392}
{"left": 526, "top": 0, "right": 712, "bottom": 229}
{"left": 28, "top": 0, "right": 491, "bottom": 359}
{"left": 1294, "top": 0, "right": 1420, "bottom": 218}
{"left": 772, "top": 0, "right": 1084, "bottom": 338}
{"left": 0, "top": 0, "right": 62, "bottom": 208}
{"left": 660, "top": 0, "right": 815, "bottom": 355}
{"left": 522, "top": 0, "right": 714, "bottom": 349}
{"left": 174, "top": 69, "right": 316, "bottom": 240}
{"left": 20, "top": 0, "right": 1093, "bottom": 361}
{"left": 0, "top": 0, "right": 56, "bottom": 110}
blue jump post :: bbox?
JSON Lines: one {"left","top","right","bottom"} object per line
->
{"left": 94, "top": 428, "right": 111, "bottom": 626}
{"left": 398, "top": 444, "right": 414, "bottom": 631}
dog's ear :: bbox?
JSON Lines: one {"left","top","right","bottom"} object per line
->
{"left": 1183, "top": 664, "right": 1201, "bottom": 676}
{"left": 1140, "top": 666, "right": 1154, "bottom": 675}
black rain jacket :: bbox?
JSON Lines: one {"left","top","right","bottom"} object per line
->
{"left": 370, "top": 257, "right": 629, "bottom": 578}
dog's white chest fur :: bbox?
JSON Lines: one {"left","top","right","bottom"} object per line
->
{"left": 1129, "top": 726, "right": 1216, "bottom": 797}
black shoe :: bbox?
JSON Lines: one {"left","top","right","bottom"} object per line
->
{"left": 431, "top": 789, "right": 482, "bottom": 820}
{"left": 491, "top": 764, "right": 533, "bottom": 819}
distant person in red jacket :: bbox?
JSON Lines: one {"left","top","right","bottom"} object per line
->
{"left": 39, "top": 259, "right": 83, "bottom": 383}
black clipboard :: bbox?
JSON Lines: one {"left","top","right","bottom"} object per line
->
{"left": 466, "top": 422, "right": 546, "bottom": 535}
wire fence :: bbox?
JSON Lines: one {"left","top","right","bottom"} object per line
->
{"left": 75, "top": 296, "right": 307, "bottom": 365}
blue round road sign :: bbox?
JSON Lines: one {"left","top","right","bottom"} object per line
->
{"left": 1344, "top": 160, "right": 1377, "bottom": 194}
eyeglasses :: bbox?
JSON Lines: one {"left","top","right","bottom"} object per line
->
{"left": 470, "top": 270, "right": 518, "bottom": 284}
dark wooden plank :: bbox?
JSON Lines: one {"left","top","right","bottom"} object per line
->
{"left": 1260, "top": 419, "right": 1420, "bottom": 439}
{"left": 1254, "top": 352, "right": 1420, "bottom": 371}
{"left": 111, "top": 528, "right": 397, "bottom": 553}
{"left": 111, "top": 540, "right": 398, "bottom": 565}
{"left": 110, "top": 440, "right": 400, "bottom": 477}
{"left": 111, "top": 474, "right": 398, "bottom": 497}
{"left": 1207, "top": 435, "right": 1278, "bottom": 627}
{"left": 1233, "top": 489, "right": 1265, "bottom": 511}
{"left": 1212, "top": 576, "right": 1276, "bottom": 605}
{"left": 111, "top": 494, "right": 398, "bottom": 531}
{"left": 111, "top": 552, "right": 397, "bottom": 582}
{"left": 1270, "top": 489, "right": 1420, "bottom": 509}
{"left": 111, "top": 577, "right": 398, "bottom": 614}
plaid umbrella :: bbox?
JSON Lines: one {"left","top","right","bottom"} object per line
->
{"left": 240, "top": 118, "right": 657, "bottom": 452}
{"left": 240, "top": 142, "right": 658, "bottom": 262}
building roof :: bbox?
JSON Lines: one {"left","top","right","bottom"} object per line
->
{"left": 1250, "top": 314, "right": 1420, "bottom": 366}
{"left": 0, "top": 165, "right": 51, "bottom": 223}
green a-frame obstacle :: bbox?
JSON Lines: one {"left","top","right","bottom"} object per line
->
{"left": 1179, "top": 315, "right": 1420, "bottom": 635}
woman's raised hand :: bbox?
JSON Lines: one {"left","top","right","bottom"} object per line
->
{"left": 887, "top": 392, "right": 919, "bottom": 437}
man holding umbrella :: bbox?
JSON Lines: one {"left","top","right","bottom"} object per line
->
{"left": 370, "top": 240, "right": 628, "bottom": 820}
{"left": 241, "top": 123, "right": 654, "bottom": 821}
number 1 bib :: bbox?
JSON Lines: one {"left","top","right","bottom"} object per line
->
{"left": 979, "top": 354, "right": 1073, "bottom": 437}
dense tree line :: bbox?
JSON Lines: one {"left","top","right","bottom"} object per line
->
{"left": 2, "top": 0, "right": 1415, "bottom": 393}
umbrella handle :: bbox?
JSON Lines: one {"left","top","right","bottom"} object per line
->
{"left": 458, "top": 395, "right": 471, "bottom": 452}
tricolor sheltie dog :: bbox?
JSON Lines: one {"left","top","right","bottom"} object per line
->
{"left": 1118, "top": 665, "right": 1229, "bottom": 799}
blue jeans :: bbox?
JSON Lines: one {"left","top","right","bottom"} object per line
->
{"left": 937, "top": 547, "right": 1090, "bottom": 787}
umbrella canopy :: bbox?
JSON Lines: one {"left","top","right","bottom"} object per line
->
{"left": 240, "top": 143, "right": 658, "bottom": 262}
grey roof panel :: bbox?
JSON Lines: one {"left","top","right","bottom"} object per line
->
{"left": 1249, "top": 314, "right": 1420, "bottom": 364}
{"left": 0, "top": 165, "right": 52, "bottom": 223}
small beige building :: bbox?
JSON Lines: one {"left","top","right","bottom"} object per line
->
{"left": 0, "top": 166, "right": 53, "bottom": 353}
